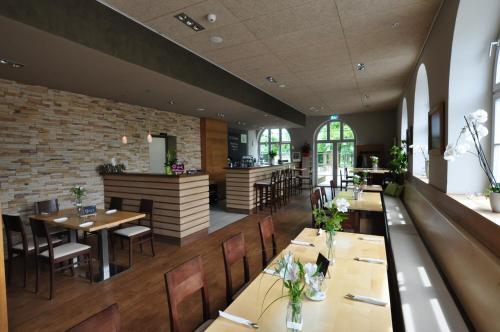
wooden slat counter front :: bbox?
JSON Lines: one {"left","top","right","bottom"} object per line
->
{"left": 225, "top": 164, "right": 292, "bottom": 214}
{"left": 103, "top": 173, "right": 209, "bottom": 246}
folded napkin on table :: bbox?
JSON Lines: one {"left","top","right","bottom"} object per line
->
{"left": 105, "top": 209, "right": 117, "bottom": 215}
{"left": 317, "top": 228, "right": 323, "bottom": 236}
{"left": 79, "top": 221, "right": 94, "bottom": 228}
{"left": 346, "top": 294, "right": 388, "bottom": 306}
{"left": 291, "top": 240, "right": 314, "bottom": 247}
{"left": 354, "top": 257, "right": 385, "bottom": 264}
{"left": 218, "top": 311, "right": 257, "bottom": 328}
{"left": 53, "top": 217, "right": 68, "bottom": 223}
{"left": 359, "top": 236, "right": 382, "bottom": 242}
{"left": 263, "top": 268, "right": 279, "bottom": 276}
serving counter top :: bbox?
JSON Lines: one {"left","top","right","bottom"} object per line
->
{"left": 223, "top": 163, "right": 292, "bottom": 170}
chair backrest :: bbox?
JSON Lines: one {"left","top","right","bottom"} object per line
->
{"left": 222, "top": 232, "right": 249, "bottom": 304}
{"left": 66, "top": 303, "right": 121, "bottom": 332}
{"left": 35, "top": 199, "right": 59, "bottom": 214}
{"left": 164, "top": 255, "right": 210, "bottom": 332}
{"left": 330, "top": 180, "right": 336, "bottom": 198}
{"left": 320, "top": 187, "right": 328, "bottom": 207}
{"left": 2, "top": 214, "right": 28, "bottom": 253}
{"left": 258, "top": 216, "right": 277, "bottom": 268}
{"left": 29, "top": 218, "right": 54, "bottom": 258}
{"left": 138, "top": 199, "right": 154, "bottom": 229}
{"left": 109, "top": 197, "right": 123, "bottom": 211}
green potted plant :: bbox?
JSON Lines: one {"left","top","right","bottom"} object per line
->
{"left": 388, "top": 141, "right": 408, "bottom": 185}
{"left": 269, "top": 149, "right": 278, "bottom": 165}
{"left": 165, "top": 150, "right": 177, "bottom": 175}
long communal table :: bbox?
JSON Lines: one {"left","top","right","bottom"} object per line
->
{"left": 31, "top": 209, "right": 145, "bottom": 281}
{"left": 206, "top": 228, "right": 392, "bottom": 331}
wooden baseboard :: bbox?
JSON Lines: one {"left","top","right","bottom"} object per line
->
{"left": 155, "top": 228, "right": 208, "bottom": 247}
{"left": 226, "top": 207, "right": 255, "bottom": 214}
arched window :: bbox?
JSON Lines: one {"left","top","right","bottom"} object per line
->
{"left": 413, "top": 64, "right": 430, "bottom": 178}
{"left": 314, "top": 120, "right": 355, "bottom": 186}
{"left": 258, "top": 128, "right": 291, "bottom": 164}
{"left": 401, "top": 98, "right": 408, "bottom": 144}
{"left": 492, "top": 36, "right": 500, "bottom": 179}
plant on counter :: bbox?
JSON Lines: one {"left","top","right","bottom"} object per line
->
{"left": 269, "top": 149, "right": 278, "bottom": 165}
{"left": 388, "top": 141, "right": 408, "bottom": 184}
{"left": 444, "top": 109, "right": 500, "bottom": 211}
{"left": 96, "top": 163, "right": 126, "bottom": 175}
{"left": 71, "top": 185, "right": 86, "bottom": 213}
{"left": 301, "top": 142, "right": 311, "bottom": 157}
{"left": 370, "top": 155, "right": 379, "bottom": 169}
{"left": 313, "top": 198, "right": 350, "bottom": 263}
{"left": 165, "top": 150, "right": 177, "bottom": 175}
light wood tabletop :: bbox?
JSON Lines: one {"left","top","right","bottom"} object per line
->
{"left": 352, "top": 168, "right": 390, "bottom": 174}
{"left": 362, "top": 184, "right": 383, "bottom": 192}
{"left": 206, "top": 229, "right": 391, "bottom": 331}
{"left": 30, "top": 209, "right": 145, "bottom": 232}
{"left": 334, "top": 191, "right": 384, "bottom": 212}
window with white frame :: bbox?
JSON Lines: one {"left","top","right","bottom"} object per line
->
{"left": 492, "top": 38, "right": 500, "bottom": 179}
{"left": 258, "top": 128, "right": 291, "bottom": 164}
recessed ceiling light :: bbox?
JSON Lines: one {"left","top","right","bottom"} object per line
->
{"left": 169, "top": 100, "right": 175, "bottom": 105}
{"left": 196, "top": 107, "right": 205, "bottom": 111}
{"left": 264, "top": 114, "right": 270, "bottom": 117}
{"left": 363, "top": 94, "right": 370, "bottom": 99}
{"left": 356, "top": 63, "right": 366, "bottom": 71}
{"left": 0, "top": 59, "right": 7, "bottom": 64}
{"left": 266, "top": 76, "right": 277, "bottom": 83}
{"left": 0, "top": 58, "right": 24, "bottom": 69}
{"left": 392, "top": 22, "right": 400, "bottom": 28}
{"left": 278, "top": 84, "right": 286, "bottom": 88}
{"left": 217, "top": 112, "right": 225, "bottom": 118}
{"left": 210, "top": 35, "right": 223, "bottom": 43}
{"left": 174, "top": 13, "right": 205, "bottom": 32}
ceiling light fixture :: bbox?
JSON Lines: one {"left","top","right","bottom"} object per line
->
{"left": 147, "top": 121, "right": 153, "bottom": 143}
{"left": 356, "top": 63, "right": 366, "bottom": 71}
{"left": 169, "top": 100, "right": 175, "bottom": 105}
{"left": 217, "top": 112, "right": 225, "bottom": 118}
{"left": 278, "top": 84, "right": 286, "bottom": 88}
{"left": 0, "top": 58, "right": 25, "bottom": 69}
{"left": 392, "top": 22, "right": 400, "bottom": 28}
{"left": 266, "top": 76, "right": 277, "bottom": 83}
{"left": 175, "top": 13, "right": 205, "bottom": 32}
{"left": 196, "top": 107, "right": 205, "bottom": 111}
{"left": 210, "top": 35, "right": 224, "bottom": 44}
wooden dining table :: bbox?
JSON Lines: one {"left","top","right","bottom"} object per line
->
{"left": 30, "top": 208, "right": 145, "bottom": 281}
{"left": 206, "top": 228, "right": 391, "bottom": 331}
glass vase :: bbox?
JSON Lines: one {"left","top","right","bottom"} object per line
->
{"left": 286, "top": 300, "right": 303, "bottom": 331}
{"left": 74, "top": 197, "right": 83, "bottom": 215}
{"left": 325, "top": 231, "right": 336, "bottom": 265}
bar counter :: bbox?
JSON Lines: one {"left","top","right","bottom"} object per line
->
{"left": 225, "top": 164, "right": 292, "bottom": 213}
{"left": 103, "top": 172, "right": 209, "bottom": 246}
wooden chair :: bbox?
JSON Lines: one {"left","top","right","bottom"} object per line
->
{"left": 164, "top": 256, "right": 212, "bottom": 332}
{"left": 111, "top": 199, "right": 155, "bottom": 267}
{"left": 66, "top": 303, "right": 120, "bottom": 332}
{"left": 340, "top": 169, "right": 353, "bottom": 191}
{"left": 330, "top": 179, "right": 337, "bottom": 199}
{"left": 320, "top": 186, "right": 328, "bottom": 208}
{"left": 29, "top": 218, "right": 92, "bottom": 300}
{"left": 2, "top": 214, "right": 62, "bottom": 287}
{"left": 108, "top": 197, "right": 123, "bottom": 210}
{"left": 310, "top": 190, "right": 322, "bottom": 228}
{"left": 258, "top": 216, "right": 277, "bottom": 268}
{"left": 222, "top": 232, "right": 250, "bottom": 305}
{"left": 35, "top": 199, "right": 59, "bottom": 214}
{"left": 255, "top": 171, "right": 278, "bottom": 214}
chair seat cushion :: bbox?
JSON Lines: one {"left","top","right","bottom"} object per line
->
{"left": 194, "top": 319, "right": 214, "bottom": 332}
{"left": 12, "top": 238, "right": 62, "bottom": 251}
{"left": 40, "top": 242, "right": 90, "bottom": 259}
{"left": 114, "top": 225, "right": 150, "bottom": 237}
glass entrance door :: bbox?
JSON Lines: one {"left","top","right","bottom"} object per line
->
{"left": 317, "top": 143, "right": 334, "bottom": 187}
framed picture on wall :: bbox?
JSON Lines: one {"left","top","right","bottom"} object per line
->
{"left": 428, "top": 102, "right": 445, "bottom": 155}
{"left": 292, "top": 152, "right": 301, "bottom": 162}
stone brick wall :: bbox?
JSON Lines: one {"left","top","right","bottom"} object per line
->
{"left": 0, "top": 79, "right": 201, "bottom": 217}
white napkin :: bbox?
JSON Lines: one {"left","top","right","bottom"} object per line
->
{"left": 79, "top": 221, "right": 94, "bottom": 228}
{"left": 348, "top": 294, "right": 387, "bottom": 306}
{"left": 105, "top": 209, "right": 117, "bottom": 215}
{"left": 53, "top": 217, "right": 68, "bottom": 223}
{"left": 291, "top": 240, "right": 314, "bottom": 247}
{"left": 263, "top": 268, "right": 279, "bottom": 276}
{"left": 359, "top": 236, "right": 382, "bottom": 242}
{"left": 219, "top": 311, "right": 255, "bottom": 327}
{"left": 355, "top": 257, "right": 385, "bottom": 264}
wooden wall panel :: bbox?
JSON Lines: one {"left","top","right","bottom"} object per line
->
{"left": 103, "top": 174, "right": 209, "bottom": 246}
{"left": 0, "top": 211, "right": 8, "bottom": 332}
{"left": 200, "top": 118, "right": 228, "bottom": 185}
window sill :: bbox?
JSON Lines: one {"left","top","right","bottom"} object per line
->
{"left": 414, "top": 175, "right": 429, "bottom": 184}
{"left": 447, "top": 194, "right": 500, "bottom": 227}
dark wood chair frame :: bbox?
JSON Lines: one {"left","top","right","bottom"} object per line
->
{"left": 111, "top": 199, "right": 155, "bottom": 267}
{"left": 310, "top": 189, "right": 322, "bottom": 228}
{"left": 164, "top": 255, "right": 211, "bottom": 332}
{"left": 330, "top": 179, "right": 337, "bottom": 199}
{"left": 29, "top": 218, "right": 92, "bottom": 300}
{"left": 222, "top": 232, "right": 250, "bottom": 305}
{"left": 108, "top": 197, "right": 123, "bottom": 211}
{"left": 66, "top": 303, "right": 121, "bottom": 332}
{"left": 258, "top": 216, "right": 277, "bottom": 269}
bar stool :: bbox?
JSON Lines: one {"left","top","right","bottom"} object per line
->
{"left": 255, "top": 171, "right": 277, "bottom": 214}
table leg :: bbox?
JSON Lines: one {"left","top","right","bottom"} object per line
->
{"left": 98, "top": 229, "right": 110, "bottom": 280}
{"left": 354, "top": 211, "right": 361, "bottom": 233}
{"left": 69, "top": 230, "right": 78, "bottom": 266}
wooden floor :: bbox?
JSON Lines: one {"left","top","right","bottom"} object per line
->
{"left": 6, "top": 193, "right": 313, "bottom": 331}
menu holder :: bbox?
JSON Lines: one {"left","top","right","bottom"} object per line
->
{"left": 316, "top": 253, "right": 330, "bottom": 278}
{"left": 80, "top": 205, "right": 97, "bottom": 217}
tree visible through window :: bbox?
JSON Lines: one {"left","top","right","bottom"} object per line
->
{"left": 259, "top": 128, "right": 292, "bottom": 163}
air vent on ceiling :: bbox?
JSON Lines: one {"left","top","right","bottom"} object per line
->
{"left": 174, "top": 13, "right": 205, "bottom": 32}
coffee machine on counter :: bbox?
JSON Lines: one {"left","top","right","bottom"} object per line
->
{"left": 241, "top": 155, "right": 256, "bottom": 168}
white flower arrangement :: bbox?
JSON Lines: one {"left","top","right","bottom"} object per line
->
{"left": 444, "top": 109, "right": 497, "bottom": 191}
